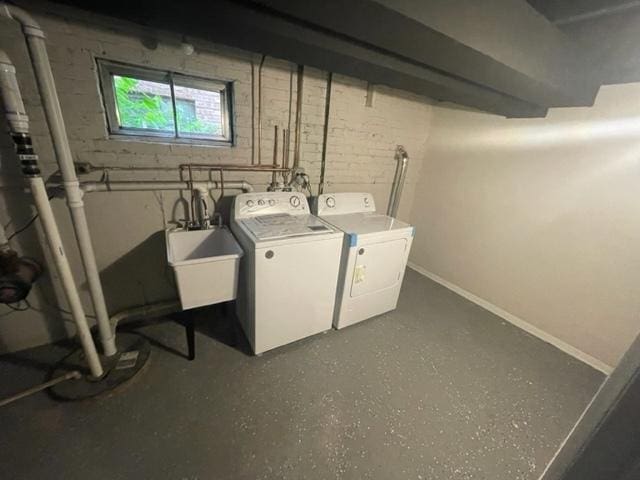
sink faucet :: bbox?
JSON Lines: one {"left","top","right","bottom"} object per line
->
{"left": 211, "top": 212, "right": 223, "bottom": 228}
{"left": 193, "top": 187, "right": 210, "bottom": 230}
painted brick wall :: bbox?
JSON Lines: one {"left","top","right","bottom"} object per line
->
{"left": 0, "top": 6, "right": 432, "bottom": 352}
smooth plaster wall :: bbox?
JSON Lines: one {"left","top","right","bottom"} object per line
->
{"left": 409, "top": 84, "right": 640, "bottom": 368}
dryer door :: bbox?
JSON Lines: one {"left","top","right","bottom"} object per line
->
{"left": 350, "top": 238, "right": 408, "bottom": 297}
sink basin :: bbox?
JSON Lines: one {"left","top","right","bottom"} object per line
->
{"left": 166, "top": 227, "right": 244, "bottom": 310}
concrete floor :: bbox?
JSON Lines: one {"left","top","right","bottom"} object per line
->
{"left": 0, "top": 269, "right": 603, "bottom": 480}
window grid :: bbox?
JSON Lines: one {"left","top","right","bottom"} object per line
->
{"left": 97, "top": 59, "right": 234, "bottom": 146}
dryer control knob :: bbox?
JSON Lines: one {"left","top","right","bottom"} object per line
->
{"left": 326, "top": 196, "right": 335, "bottom": 208}
{"left": 268, "top": 199, "right": 276, "bottom": 206}
{"left": 246, "top": 200, "right": 254, "bottom": 207}
{"left": 258, "top": 199, "right": 265, "bottom": 206}
{"left": 290, "top": 196, "right": 301, "bottom": 207}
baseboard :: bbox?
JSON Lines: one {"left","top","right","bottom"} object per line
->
{"left": 407, "top": 262, "right": 613, "bottom": 375}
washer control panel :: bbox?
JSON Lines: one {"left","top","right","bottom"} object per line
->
{"left": 234, "top": 192, "right": 310, "bottom": 218}
{"left": 313, "top": 192, "right": 376, "bottom": 216}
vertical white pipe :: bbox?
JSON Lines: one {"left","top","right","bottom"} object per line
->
{"left": 0, "top": 50, "right": 29, "bottom": 133}
{"left": 0, "top": 48, "right": 103, "bottom": 377}
{"left": 0, "top": 220, "right": 8, "bottom": 251}
{"left": 0, "top": 51, "right": 20, "bottom": 254}
{"left": 0, "top": 4, "right": 117, "bottom": 356}
{"left": 29, "top": 177, "right": 103, "bottom": 377}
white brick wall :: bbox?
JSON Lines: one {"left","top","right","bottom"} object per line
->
{"left": 0, "top": 7, "right": 433, "bottom": 352}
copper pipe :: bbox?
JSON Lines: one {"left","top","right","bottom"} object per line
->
{"left": 271, "top": 125, "right": 279, "bottom": 186}
{"left": 250, "top": 59, "right": 256, "bottom": 165}
{"left": 178, "top": 163, "right": 289, "bottom": 172}
{"left": 187, "top": 163, "right": 195, "bottom": 224}
{"left": 284, "top": 129, "right": 290, "bottom": 171}
{"left": 281, "top": 129, "right": 288, "bottom": 184}
{"left": 257, "top": 55, "right": 266, "bottom": 165}
{"left": 293, "top": 65, "right": 304, "bottom": 169}
{"left": 282, "top": 129, "right": 287, "bottom": 169}
{"left": 319, "top": 72, "right": 333, "bottom": 195}
{"left": 273, "top": 125, "right": 279, "bottom": 166}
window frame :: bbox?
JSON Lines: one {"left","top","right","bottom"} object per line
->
{"left": 97, "top": 59, "right": 234, "bottom": 146}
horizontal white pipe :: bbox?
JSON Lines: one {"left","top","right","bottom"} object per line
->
{"left": 1, "top": 3, "right": 117, "bottom": 357}
{"left": 81, "top": 180, "right": 254, "bottom": 193}
{"left": 29, "top": 176, "right": 103, "bottom": 377}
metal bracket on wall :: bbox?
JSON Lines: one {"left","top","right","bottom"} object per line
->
{"left": 365, "top": 82, "right": 375, "bottom": 108}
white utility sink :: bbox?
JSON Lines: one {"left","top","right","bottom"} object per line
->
{"left": 166, "top": 227, "right": 244, "bottom": 310}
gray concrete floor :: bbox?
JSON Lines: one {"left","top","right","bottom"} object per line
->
{"left": 0, "top": 269, "right": 603, "bottom": 480}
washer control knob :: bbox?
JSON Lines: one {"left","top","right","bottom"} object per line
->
{"left": 246, "top": 200, "right": 254, "bottom": 207}
{"left": 326, "top": 196, "right": 336, "bottom": 208}
{"left": 258, "top": 199, "right": 265, "bottom": 206}
{"left": 364, "top": 196, "right": 370, "bottom": 205}
{"left": 290, "top": 196, "right": 301, "bottom": 207}
{"left": 268, "top": 199, "right": 276, "bottom": 206}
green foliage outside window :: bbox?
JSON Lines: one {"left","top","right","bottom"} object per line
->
{"left": 113, "top": 75, "right": 221, "bottom": 136}
{"left": 114, "top": 76, "right": 173, "bottom": 131}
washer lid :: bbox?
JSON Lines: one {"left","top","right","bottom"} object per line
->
{"left": 320, "top": 213, "right": 412, "bottom": 235}
{"left": 240, "top": 213, "right": 334, "bottom": 240}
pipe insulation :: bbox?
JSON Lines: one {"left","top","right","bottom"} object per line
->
{"left": 0, "top": 49, "right": 103, "bottom": 377}
{"left": 0, "top": 3, "right": 116, "bottom": 356}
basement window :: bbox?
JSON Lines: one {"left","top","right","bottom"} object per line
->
{"left": 97, "top": 60, "right": 233, "bottom": 146}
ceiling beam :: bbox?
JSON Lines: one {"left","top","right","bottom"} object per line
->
{"left": 38, "top": 0, "right": 608, "bottom": 116}
{"left": 46, "top": 0, "right": 547, "bottom": 117}
{"left": 251, "top": 0, "right": 600, "bottom": 108}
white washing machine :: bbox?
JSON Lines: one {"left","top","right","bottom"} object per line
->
{"left": 312, "top": 192, "right": 414, "bottom": 329}
{"left": 231, "top": 192, "right": 343, "bottom": 354}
